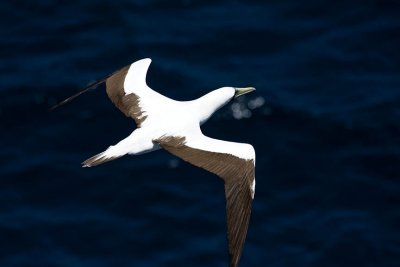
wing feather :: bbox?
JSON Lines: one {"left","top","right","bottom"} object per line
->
{"left": 105, "top": 58, "right": 176, "bottom": 127}
{"left": 105, "top": 65, "right": 148, "bottom": 126}
{"left": 50, "top": 58, "right": 173, "bottom": 127}
{"left": 155, "top": 135, "right": 255, "bottom": 267}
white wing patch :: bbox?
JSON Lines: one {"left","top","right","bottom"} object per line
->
{"left": 123, "top": 58, "right": 152, "bottom": 95}
{"left": 183, "top": 126, "right": 255, "bottom": 161}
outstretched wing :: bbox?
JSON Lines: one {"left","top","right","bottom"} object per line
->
{"left": 155, "top": 131, "right": 255, "bottom": 267}
{"left": 50, "top": 58, "right": 174, "bottom": 128}
{"left": 105, "top": 58, "right": 174, "bottom": 127}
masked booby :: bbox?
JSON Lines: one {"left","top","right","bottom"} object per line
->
{"left": 52, "top": 58, "right": 256, "bottom": 267}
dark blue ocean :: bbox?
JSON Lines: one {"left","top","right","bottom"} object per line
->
{"left": 1, "top": 1, "right": 399, "bottom": 266}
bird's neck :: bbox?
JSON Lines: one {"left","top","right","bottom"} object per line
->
{"left": 193, "top": 91, "right": 231, "bottom": 124}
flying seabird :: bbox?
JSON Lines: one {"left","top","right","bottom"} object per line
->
{"left": 52, "top": 58, "right": 256, "bottom": 267}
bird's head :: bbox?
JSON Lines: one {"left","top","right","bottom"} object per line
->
{"left": 211, "top": 86, "right": 256, "bottom": 104}
{"left": 196, "top": 86, "right": 256, "bottom": 124}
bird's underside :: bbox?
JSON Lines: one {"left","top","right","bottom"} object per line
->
{"left": 53, "top": 58, "right": 256, "bottom": 267}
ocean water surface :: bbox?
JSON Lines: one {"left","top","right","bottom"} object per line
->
{"left": 1, "top": 1, "right": 399, "bottom": 266}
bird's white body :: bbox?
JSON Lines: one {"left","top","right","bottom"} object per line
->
{"left": 97, "top": 58, "right": 255, "bottom": 163}
{"left": 58, "top": 58, "right": 256, "bottom": 267}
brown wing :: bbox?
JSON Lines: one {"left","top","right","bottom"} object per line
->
{"left": 105, "top": 65, "right": 147, "bottom": 127}
{"left": 49, "top": 62, "right": 148, "bottom": 127}
{"left": 50, "top": 58, "right": 172, "bottom": 127}
{"left": 105, "top": 59, "right": 175, "bottom": 127}
{"left": 155, "top": 136, "right": 255, "bottom": 267}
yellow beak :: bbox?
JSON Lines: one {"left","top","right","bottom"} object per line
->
{"left": 234, "top": 87, "right": 256, "bottom": 98}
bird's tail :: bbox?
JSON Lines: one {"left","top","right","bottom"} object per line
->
{"left": 82, "top": 132, "right": 140, "bottom": 167}
{"left": 82, "top": 149, "right": 123, "bottom": 167}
